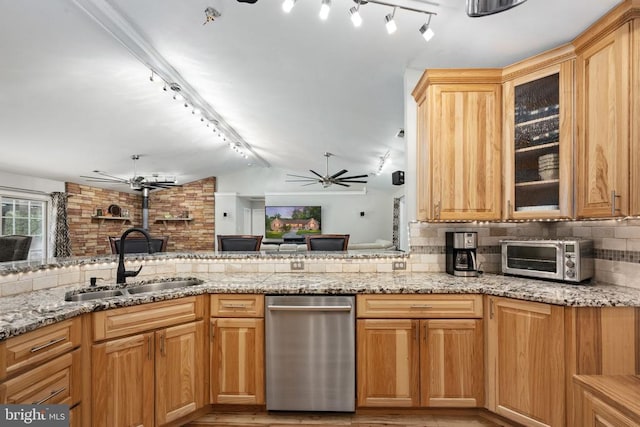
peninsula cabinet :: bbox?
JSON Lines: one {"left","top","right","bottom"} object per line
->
{"left": 210, "top": 294, "right": 264, "bottom": 405}
{"left": 0, "top": 318, "right": 83, "bottom": 426}
{"left": 485, "top": 296, "right": 565, "bottom": 427}
{"left": 91, "top": 296, "right": 206, "bottom": 427}
{"left": 412, "top": 70, "right": 503, "bottom": 221}
{"left": 502, "top": 49, "right": 574, "bottom": 220}
{"left": 356, "top": 294, "right": 483, "bottom": 408}
{"left": 575, "top": 20, "right": 634, "bottom": 218}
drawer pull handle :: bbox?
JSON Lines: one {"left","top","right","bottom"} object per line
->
{"left": 268, "top": 305, "right": 352, "bottom": 312}
{"left": 410, "top": 304, "right": 433, "bottom": 309}
{"left": 221, "top": 303, "right": 248, "bottom": 309}
{"left": 33, "top": 387, "right": 66, "bottom": 404}
{"left": 30, "top": 337, "right": 66, "bottom": 353}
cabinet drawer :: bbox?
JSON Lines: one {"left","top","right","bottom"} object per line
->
{"left": 211, "top": 294, "right": 264, "bottom": 317}
{"left": 0, "top": 318, "right": 81, "bottom": 380}
{"left": 93, "top": 296, "right": 204, "bottom": 341}
{"left": 0, "top": 349, "right": 81, "bottom": 406}
{"left": 357, "top": 294, "right": 483, "bottom": 318}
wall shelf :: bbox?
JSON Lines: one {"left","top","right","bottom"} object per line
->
{"left": 155, "top": 217, "right": 193, "bottom": 229}
{"left": 91, "top": 216, "right": 131, "bottom": 225}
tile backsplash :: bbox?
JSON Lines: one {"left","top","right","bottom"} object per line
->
{"left": 409, "top": 219, "right": 640, "bottom": 290}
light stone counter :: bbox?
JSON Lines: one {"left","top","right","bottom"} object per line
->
{"left": 2, "top": 272, "right": 640, "bottom": 341}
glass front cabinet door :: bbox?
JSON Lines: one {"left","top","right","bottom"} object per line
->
{"left": 503, "top": 61, "right": 573, "bottom": 219}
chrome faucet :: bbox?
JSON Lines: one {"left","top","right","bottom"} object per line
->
{"left": 116, "top": 227, "right": 153, "bottom": 284}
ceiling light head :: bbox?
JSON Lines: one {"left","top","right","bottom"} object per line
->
{"left": 385, "top": 8, "right": 397, "bottom": 34}
{"left": 282, "top": 0, "right": 296, "bottom": 13}
{"left": 319, "top": 0, "right": 331, "bottom": 20}
{"left": 419, "top": 16, "right": 434, "bottom": 42}
{"left": 349, "top": 5, "right": 362, "bottom": 27}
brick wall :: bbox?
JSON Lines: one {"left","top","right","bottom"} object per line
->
{"left": 148, "top": 177, "right": 216, "bottom": 252}
{"left": 66, "top": 177, "right": 216, "bottom": 256}
{"left": 66, "top": 182, "right": 141, "bottom": 256}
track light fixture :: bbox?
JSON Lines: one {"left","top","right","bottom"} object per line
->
{"left": 349, "top": 1, "right": 363, "bottom": 27}
{"left": 319, "top": 0, "right": 331, "bottom": 20}
{"left": 419, "top": 14, "right": 434, "bottom": 42}
{"left": 282, "top": 0, "right": 296, "bottom": 13}
{"left": 385, "top": 7, "right": 397, "bottom": 34}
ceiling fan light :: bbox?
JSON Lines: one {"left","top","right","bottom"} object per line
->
{"left": 466, "top": 0, "right": 527, "bottom": 17}
{"left": 319, "top": 0, "right": 331, "bottom": 20}
{"left": 282, "top": 0, "right": 296, "bottom": 13}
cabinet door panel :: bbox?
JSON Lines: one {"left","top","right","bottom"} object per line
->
{"left": 576, "top": 23, "right": 630, "bottom": 217}
{"left": 420, "top": 319, "right": 483, "bottom": 407}
{"left": 210, "top": 318, "right": 264, "bottom": 405}
{"left": 92, "top": 333, "right": 154, "bottom": 427}
{"left": 357, "top": 319, "right": 419, "bottom": 407}
{"left": 487, "top": 297, "right": 564, "bottom": 427}
{"left": 432, "top": 84, "right": 501, "bottom": 220}
{"left": 156, "top": 320, "right": 205, "bottom": 425}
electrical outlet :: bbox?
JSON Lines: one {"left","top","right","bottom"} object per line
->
{"left": 290, "top": 260, "right": 305, "bottom": 271}
{"left": 392, "top": 261, "right": 406, "bottom": 271}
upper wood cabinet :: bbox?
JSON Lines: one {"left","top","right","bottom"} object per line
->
{"left": 412, "top": 70, "right": 502, "bottom": 221}
{"left": 502, "top": 49, "right": 575, "bottom": 220}
{"left": 575, "top": 22, "right": 632, "bottom": 218}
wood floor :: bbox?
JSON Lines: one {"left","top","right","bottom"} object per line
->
{"left": 187, "top": 411, "right": 516, "bottom": 427}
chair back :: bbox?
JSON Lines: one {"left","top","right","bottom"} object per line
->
{"left": 217, "top": 235, "right": 263, "bottom": 252}
{"left": 0, "top": 235, "right": 32, "bottom": 261}
{"left": 109, "top": 236, "right": 169, "bottom": 254}
{"left": 306, "top": 234, "right": 350, "bottom": 251}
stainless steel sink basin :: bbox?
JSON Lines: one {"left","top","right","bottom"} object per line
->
{"left": 127, "top": 279, "right": 201, "bottom": 294}
{"left": 65, "top": 289, "right": 126, "bottom": 301}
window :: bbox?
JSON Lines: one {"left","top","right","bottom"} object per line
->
{"left": 1, "top": 196, "right": 47, "bottom": 259}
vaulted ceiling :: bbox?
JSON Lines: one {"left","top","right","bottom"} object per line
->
{"left": 0, "top": 0, "right": 622, "bottom": 191}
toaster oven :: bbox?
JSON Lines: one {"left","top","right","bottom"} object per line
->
{"left": 501, "top": 239, "right": 594, "bottom": 283}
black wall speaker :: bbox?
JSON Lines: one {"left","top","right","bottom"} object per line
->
{"left": 392, "top": 170, "right": 405, "bottom": 186}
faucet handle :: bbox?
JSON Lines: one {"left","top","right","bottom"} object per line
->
{"left": 124, "top": 265, "right": 143, "bottom": 278}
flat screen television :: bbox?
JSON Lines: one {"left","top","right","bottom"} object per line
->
{"left": 265, "top": 206, "right": 321, "bottom": 242}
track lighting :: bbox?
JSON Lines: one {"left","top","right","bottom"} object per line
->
{"left": 419, "top": 15, "right": 434, "bottom": 42}
{"left": 385, "top": 7, "right": 397, "bottom": 34}
{"left": 349, "top": 2, "right": 362, "bottom": 27}
{"left": 282, "top": 0, "right": 296, "bottom": 13}
{"left": 319, "top": 0, "right": 331, "bottom": 20}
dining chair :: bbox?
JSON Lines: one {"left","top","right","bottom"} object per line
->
{"left": 217, "top": 235, "right": 263, "bottom": 251}
{"left": 0, "top": 235, "right": 32, "bottom": 261}
{"left": 305, "top": 234, "right": 350, "bottom": 251}
{"left": 109, "top": 236, "right": 169, "bottom": 254}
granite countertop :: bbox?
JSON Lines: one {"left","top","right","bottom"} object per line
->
{"left": 2, "top": 272, "right": 640, "bottom": 341}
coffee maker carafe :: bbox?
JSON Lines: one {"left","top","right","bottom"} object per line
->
{"left": 446, "top": 232, "right": 479, "bottom": 277}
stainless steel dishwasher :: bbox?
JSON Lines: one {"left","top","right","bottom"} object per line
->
{"left": 265, "top": 295, "right": 355, "bottom": 412}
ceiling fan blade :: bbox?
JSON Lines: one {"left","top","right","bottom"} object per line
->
{"left": 92, "top": 171, "right": 130, "bottom": 182}
{"left": 286, "top": 174, "right": 318, "bottom": 180}
{"left": 286, "top": 179, "right": 320, "bottom": 183}
{"left": 338, "top": 174, "right": 369, "bottom": 180}
{"left": 309, "top": 169, "right": 325, "bottom": 179}
{"left": 302, "top": 182, "right": 319, "bottom": 187}
{"left": 333, "top": 182, "right": 350, "bottom": 187}
{"left": 330, "top": 169, "right": 348, "bottom": 179}
{"left": 338, "top": 180, "right": 368, "bottom": 184}
{"left": 80, "top": 177, "right": 124, "bottom": 183}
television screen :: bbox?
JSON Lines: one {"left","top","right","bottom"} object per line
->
{"left": 265, "top": 206, "right": 321, "bottom": 240}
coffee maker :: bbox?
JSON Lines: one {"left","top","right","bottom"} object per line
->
{"left": 446, "top": 232, "right": 479, "bottom": 277}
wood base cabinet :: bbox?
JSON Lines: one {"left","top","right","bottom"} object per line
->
{"left": 486, "top": 297, "right": 565, "bottom": 427}
{"left": 92, "top": 321, "right": 205, "bottom": 427}
{"left": 356, "top": 295, "right": 484, "bottom": 409}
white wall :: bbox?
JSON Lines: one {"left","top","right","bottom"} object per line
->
{"left": 216, "top": 168, "right": 395, "bottom": 244}
{"left": 0, "top": 171, "right": 65, "bottom": 194}
{"left": 403, "top": 68, "right": 423, "bottom": 223}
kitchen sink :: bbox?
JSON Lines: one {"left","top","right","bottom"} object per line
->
{"left": 65, "top": 289, "right": 126, "bottom": 301}
{"left": 127, "top": 279, "right": 201, "bottom": 294}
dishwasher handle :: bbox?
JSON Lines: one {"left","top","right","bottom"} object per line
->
{"left": 267, "top": 304, "right": 352, "bottom": 312}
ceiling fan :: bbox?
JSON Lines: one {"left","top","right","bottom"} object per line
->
{"left": 81, "top": 155, "right": 180, "bottom": 191}
{"left": 286, "top": 152, "right": 369, "bottom": 188}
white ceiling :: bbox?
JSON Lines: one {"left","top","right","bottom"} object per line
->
{"left": 0, "top": 0, "right": 622, "bottom": 191}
